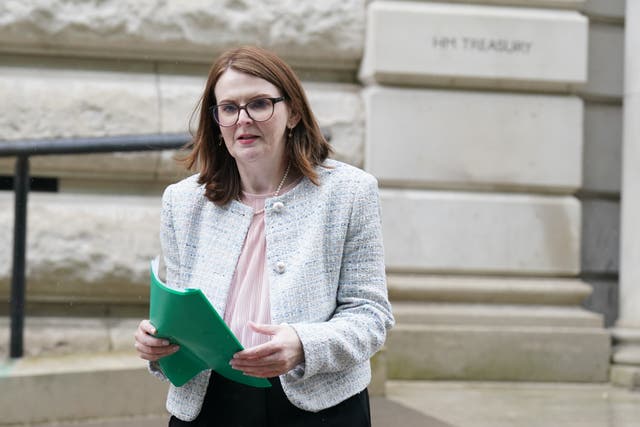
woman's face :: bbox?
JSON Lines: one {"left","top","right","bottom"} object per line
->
{"left": 214, "top": 68, "right": 295, "bottom": 168}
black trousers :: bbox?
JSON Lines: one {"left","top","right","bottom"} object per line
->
{"left": 168, "top": 372, "right": 371, "bottom": 427}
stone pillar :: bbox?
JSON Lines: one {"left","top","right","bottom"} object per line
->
{"left": 611, "top": 0, "right": 640, "bottom": 389}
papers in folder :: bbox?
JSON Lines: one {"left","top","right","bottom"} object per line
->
{"left": 149, "top": 258, "right": 271, "bottom": 388}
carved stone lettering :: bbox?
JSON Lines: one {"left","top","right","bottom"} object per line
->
{"left": 432, "top": 36, "right": 533, "bottom": 55}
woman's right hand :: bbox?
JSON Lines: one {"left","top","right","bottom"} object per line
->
{"left": 134, "top": 319, "right": 179, "bottom": 361}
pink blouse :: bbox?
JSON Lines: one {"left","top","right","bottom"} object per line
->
{"left": 223, "top": 180, "right": 297, "bottom": 349}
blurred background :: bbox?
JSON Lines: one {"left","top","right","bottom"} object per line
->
{"left": 1, "top": 0, "right": 639, "bottom": 426}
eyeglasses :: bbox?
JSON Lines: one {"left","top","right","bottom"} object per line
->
{"left": 210, "top": 96, "right": 286, "bottom": 127}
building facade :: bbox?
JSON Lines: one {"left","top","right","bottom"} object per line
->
{"left": 0, "top": 0, "right": 637, "bottom": 388}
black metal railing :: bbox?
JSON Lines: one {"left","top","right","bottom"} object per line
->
{"left": 0, "top": 133, "right": 190, "bottom": 358}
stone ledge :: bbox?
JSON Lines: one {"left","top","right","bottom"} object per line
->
{"left": 612, "top": 328, "right": 640, "bottom": 344}
{"left": 610, "top": 365, "right": 640, "bottom": 390}
{"left": 388, "top": 274, "right": 591, "bottom": 305}
{"left": 0, "top": 317, "right": 140, "bottom": 358}
{"left": 392, "top": 302, "right": 603, "bottom": 327}
{"left": 398, "top": 1, "right": 585, "bottom": 10}
{"left": 612, "top": 346, "right": 640, "bottom": 365}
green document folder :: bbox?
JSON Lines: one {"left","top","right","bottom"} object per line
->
{"left": 149, "top": 258, "right": 271, "bottom": 388}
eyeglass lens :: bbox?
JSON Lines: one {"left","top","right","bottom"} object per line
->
{"left": 214, "top": 98, "right": 277, "bottom": 127}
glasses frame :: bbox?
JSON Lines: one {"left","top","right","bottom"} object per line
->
{"left": 210, "top": 96, "right": 286, "bottom": 127}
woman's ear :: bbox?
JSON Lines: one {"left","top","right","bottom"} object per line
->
{"left": 287, "top": 108, "right": 301, "bottom": 129}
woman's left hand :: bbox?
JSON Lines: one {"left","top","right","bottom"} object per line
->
{"left": 230, "top": 322, "right": 304, "bottom": 378}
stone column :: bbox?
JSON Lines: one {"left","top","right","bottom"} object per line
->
{"left": 611, "top": 0, "right": 640, "bottom": 389}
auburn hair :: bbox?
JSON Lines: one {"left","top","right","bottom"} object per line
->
{"left": 182, "top": 45, "right": 332, "bottom": 205}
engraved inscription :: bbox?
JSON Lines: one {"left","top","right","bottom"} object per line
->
{"left": 433, "top": 36, "right": 532, "bottom": 54}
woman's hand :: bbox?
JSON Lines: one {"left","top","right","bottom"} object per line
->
{"left": 230, "top": 322, "right": 304, "bottom": 378}
{"left": 134, "top": 319, "right": 179, "bottom": 361}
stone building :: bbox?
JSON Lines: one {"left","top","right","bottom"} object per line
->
{"left": 1, "top": 0, "right": 639, "bottom": 423}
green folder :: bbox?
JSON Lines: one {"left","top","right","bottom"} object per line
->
{"left": 149, "top": 258, "right": 271, "bottom": 388}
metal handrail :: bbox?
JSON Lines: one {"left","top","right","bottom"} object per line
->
{"left": 1, "top": 133, "right": 190, "bottom": 358}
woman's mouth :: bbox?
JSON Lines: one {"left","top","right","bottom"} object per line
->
{"left": 237, "top": 134, "right": 258, "bottom": 144}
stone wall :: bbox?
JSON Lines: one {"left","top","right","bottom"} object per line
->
{"left": 0, "top": 1, "right": 365, "bottom": 311}
{"left": 0, "top": 0, "right": 624, "bottom": 383}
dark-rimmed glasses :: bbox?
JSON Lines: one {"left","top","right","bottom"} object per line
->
{"left": 210, "top": 96, "right": 286, "bottom": 127}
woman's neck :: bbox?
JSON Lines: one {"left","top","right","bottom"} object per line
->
{"left": 237, "top": 158, "right": 290, "bottom": 196}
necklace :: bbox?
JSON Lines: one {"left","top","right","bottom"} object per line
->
{"left": 252, "top": 162, "right": 291, "bottom": 215}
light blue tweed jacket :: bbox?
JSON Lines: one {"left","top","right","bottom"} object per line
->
{"left": 153, "top": 159, "right": 394, "bottom": 421}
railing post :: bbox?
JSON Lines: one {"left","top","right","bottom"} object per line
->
{"left": 10, "top": 155, "right": 29, "bottom": 358}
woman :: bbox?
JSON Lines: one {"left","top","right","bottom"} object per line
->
{"left": 134, "top": 45, "right": 394, "bottom": 426}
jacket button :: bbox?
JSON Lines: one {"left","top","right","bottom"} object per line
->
{"left": 276, "top": 262, "right": 286, "bottom": 273}
{"left": 273, "top": 202, "right": 284, "bottom": 213}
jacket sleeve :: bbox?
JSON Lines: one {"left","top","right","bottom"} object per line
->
{"left": 288, "top": 175, "right": 395, "bottom": 380}
{"left": 160, "top": 184, "right": 181, "bottom": 287}
{"left": 148, "top": 184, "right": 180, "bottom": 380}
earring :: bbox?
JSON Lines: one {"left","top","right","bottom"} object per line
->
{"left": 288, "top": 127, "right": 293, "bottom": 139}
{"left": 218, "top": 135, "right": 223, "bottom": 146}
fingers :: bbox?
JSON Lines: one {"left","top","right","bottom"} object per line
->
{"left": 134, "top": 319, "right": 179, "bottom": 361}
{"left": 247, "top": 321, "right": 279, "bottom": 336}
{"left": 139, "top": 319, "right": 157, "bottom": 335}
{"left": 234, "top": 323, "right": 284, "bottom": 359}
{"left": 231, "top": 352, "right": 288, "bottom": 378}
{"left": 230, "top": 351, "right": 294, "bottom": 378}
{"left": 234, "top": 341, "right": 278, "bottom": 360}
{"left": 232, "top": 347, "right": 280, "bottom": 366}
{"left": 134, "top": 341, "right": 180, "bottom": 361}
{"left": 231, "top": 324, "right": 304, "bottom": 377}
{"left": 237, "top": 364, "right": 286, "bottom": 378}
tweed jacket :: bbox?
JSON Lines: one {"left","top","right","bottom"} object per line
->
{"left": 152, "top": 159, "right": 394, "bottom": 421}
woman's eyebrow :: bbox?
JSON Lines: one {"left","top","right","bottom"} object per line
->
{"left": 217, "top": 93, "right": 277, "bottom": 104}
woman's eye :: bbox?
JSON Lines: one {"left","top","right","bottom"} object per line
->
{"left": 249, "top": 99, "right": 270, "bottom": 110}
{"left": 221, "top": 104, "right": 238, "bottom": 114}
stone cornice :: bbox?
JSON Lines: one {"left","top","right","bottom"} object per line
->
{"left": 0, "top": 0, "right": 365, "bottom": 70}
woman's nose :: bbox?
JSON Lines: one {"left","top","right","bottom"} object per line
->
{"left": 237, "top": 107, "right": 253, "bottom": 124}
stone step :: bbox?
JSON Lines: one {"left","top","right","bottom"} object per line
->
{"left": 0, "top": 352, "right": 169, "bottom": 426}
{"left": 0, "top": 316, "right": 386, "bottom": 395}
{"left": 0, "top": 350, "right": 388, "bottom": 426}
{"left": 386, "top": 323, "right": 611, "bottom": 382}
{"left": 392, "top": 302, "right": 603, "bottom": 327}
